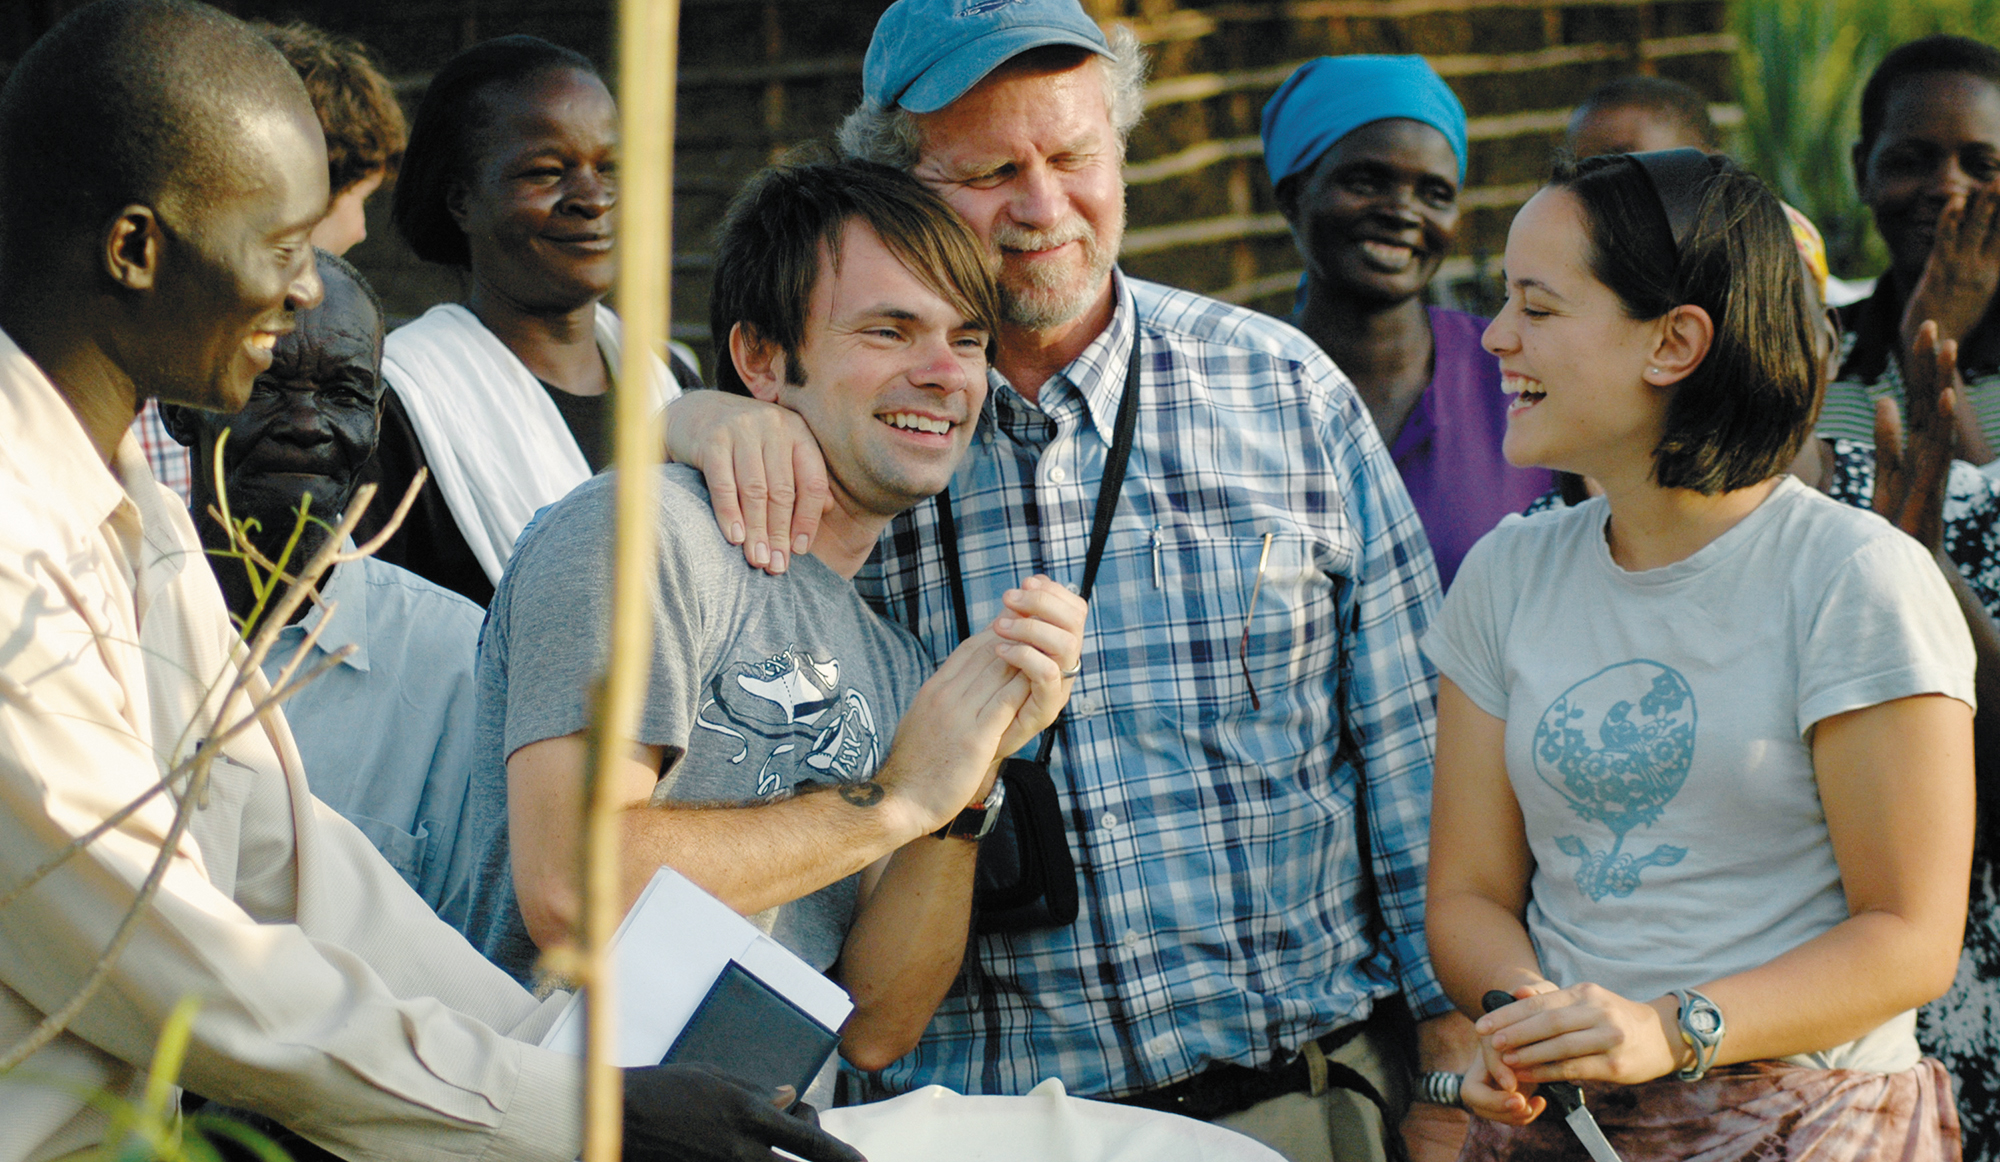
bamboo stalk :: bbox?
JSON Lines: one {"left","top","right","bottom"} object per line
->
{"left": 580, "top": 1, "right": 677, "bottom": 1159}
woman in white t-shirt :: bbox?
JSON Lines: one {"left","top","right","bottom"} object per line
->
{"left": 1423, "top": 150, "right": 1978, "bottom": 1160}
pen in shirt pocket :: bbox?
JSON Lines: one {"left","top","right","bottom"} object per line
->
{"left": 1151, "top": 524, "right": 1163, "bottom": 589}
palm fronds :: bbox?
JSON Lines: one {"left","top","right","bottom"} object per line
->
{"left": 1732, "top": 0, "right": 2000, "bottom": 277}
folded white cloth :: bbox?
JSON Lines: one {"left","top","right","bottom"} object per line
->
{"left": 820, "top": 1080, "right": 1284, "bottom": 1162}
{"left": 382, "top": 302, "right": 679, "bottom": 583}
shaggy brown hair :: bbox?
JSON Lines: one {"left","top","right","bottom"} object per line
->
{"left": 1552, "top": 153, "right": 1821, "bottom": 493}
{"left": 255, "top": 21, "right": 407, "bottom": 197}
{"left": 710, "top": 156, "right": 1002, "bottom": 395}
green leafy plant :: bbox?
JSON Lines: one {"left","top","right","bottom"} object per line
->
{"left": 1733, "top": 0, "right": 2000, "bottom": 277}
{"left": 1, "top": 997, "right": 291, "bottom": 1162}
{"left": 97, "top": 997, "right": 290, "bottom": 1162}
{"left": 200, "top": 430, "right": 341, "bottom": 641}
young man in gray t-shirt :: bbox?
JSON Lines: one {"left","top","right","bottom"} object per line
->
{"left": 457, "top": 160, "right": 1084, "bottom": 1073}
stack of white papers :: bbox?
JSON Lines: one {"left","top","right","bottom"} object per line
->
{"left": 539, "top": 866, "right": 853, "bottom": 1065}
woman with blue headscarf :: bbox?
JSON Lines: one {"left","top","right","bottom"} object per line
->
{"left": 1263, "top": 56, "right": 1551, "bottom": 588}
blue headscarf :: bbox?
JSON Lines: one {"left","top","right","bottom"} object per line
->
{"left": 1260, "top": 55, "right": 1469, "bottom": 188}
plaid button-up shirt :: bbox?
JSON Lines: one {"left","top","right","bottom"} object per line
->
{"left": 857, "top": 273, "right": 1447, "bottom": 1099}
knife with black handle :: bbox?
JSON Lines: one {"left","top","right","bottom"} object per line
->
{"left": 1481, "top": 990, "right": 1626, "bottom": 1162}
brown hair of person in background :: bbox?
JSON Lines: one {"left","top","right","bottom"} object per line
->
{"left": 254, "top": 21, "right": 408, "bottom": 255}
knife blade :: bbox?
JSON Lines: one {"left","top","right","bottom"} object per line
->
{"left": 1481, "top": 990, "right": 1627, "bottom": 1162}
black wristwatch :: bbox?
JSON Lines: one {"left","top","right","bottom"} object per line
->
{"left": 936, "top": 778, "right": 1006, "bottom": 840}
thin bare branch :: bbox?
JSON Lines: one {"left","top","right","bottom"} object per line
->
{"left": 0, "top": 746, "right": 214, "bottom": 1073}
{"left": 258, "top": 650, "right": 357, "bottom": 717}
{"left": 264, "top": 602, "right": 343, "bottom": 701}
{"left": 349, "top": 469, "right": 427, "bottom": 559}
{"left": 0, "top": 458, "right": 422, "bottom": 1069}
{"left": 0, "top": 659, "right": 350, "bottom": 1068}
{"left": 238, "top": 496, "right": 317, "bottom": 638}
{"left": 0, "top": 643, "right": 350, "bottom": 918}
{"left": 236, "top": 506, "right": 367, "bottom": 678}
{"left": 0, "top": 782, "right": 172, "bottom": 912}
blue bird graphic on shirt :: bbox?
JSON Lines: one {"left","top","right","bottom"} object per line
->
{"left": 1533, "top": 660, "right": 1696, "bottom": 901}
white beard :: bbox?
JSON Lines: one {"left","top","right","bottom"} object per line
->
{"left": 992, "top": 207, "right": 1124, "bottom": 331}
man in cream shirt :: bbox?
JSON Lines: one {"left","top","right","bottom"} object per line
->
{"left": 0, "top": 3, "right": 861, "bottom": 1160}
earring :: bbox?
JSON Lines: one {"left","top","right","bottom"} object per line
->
{"left": 1648, "top": 368, "right": 1660, "bottom": 376}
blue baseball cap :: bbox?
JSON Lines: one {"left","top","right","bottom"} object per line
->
{"left": 863, "top": 0, "right": 1112, "bottom": 114}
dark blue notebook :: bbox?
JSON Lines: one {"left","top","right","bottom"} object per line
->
{"left": 663, "top": 960, "right": 841, "bottom": 1100}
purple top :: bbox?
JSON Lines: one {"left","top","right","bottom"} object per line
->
{"left": 1387, "top": 307, "right": 1552, "bottom": 588}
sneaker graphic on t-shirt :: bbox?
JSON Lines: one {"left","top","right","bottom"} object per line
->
{"left": 696, "top": 646, "right": 884, "bottom": 797}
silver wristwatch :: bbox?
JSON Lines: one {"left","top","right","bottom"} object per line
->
{"left": 1672, "top": 988, "right": 1725, "bottom": 1081}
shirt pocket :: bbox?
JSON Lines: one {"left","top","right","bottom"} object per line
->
{"left": 1104, "top": 522, "right": 1322, "bottom": 729}
{"left": 345, "top": 814, "right": 432, "bottom": 895}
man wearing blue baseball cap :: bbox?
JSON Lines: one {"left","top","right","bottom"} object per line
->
{"left": 663, "top": 3, "right": 1460, "bottom": 1159}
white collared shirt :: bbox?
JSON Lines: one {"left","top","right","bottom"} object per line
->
{"left": 0, "top": 328, "right": 580, "bottom": 1161}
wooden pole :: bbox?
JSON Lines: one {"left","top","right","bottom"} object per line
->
{"left": 582, "top": 0, "right": 677, "bottom": 1158}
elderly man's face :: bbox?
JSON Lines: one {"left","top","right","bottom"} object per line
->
{"left": 911, "top": 56, "right": 1124, "bottom": 333}
{"left": 175, "top": 256, "right": 384, "bottom": 527}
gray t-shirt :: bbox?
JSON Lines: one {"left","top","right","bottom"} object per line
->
{"left": 456, "top": 465, "right": 931, "bottom": 984}
{"left": 1423, "top": 476, "right": 1975, "bottom": 1072}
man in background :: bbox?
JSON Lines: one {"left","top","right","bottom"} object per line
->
{"left": 163, "top": 249, "right": 485, "bottom": 923}
{"left": 1565, "top": 74, "right": 1723, "bottom": 159}
{"left": 263, "top": 20, "right": 409, "bottom": 256}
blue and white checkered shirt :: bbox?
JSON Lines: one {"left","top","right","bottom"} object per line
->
{"left": 856, "top": 273, "right": 1448, "bottom": 1099}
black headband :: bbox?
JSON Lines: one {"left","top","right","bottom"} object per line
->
{"left": 1628, "top": 147, "right": 1723, "bottom": 254}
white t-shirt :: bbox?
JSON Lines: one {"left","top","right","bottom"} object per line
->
{"left": 1423, "top": 476, "right": 1975, "bottom": 1072}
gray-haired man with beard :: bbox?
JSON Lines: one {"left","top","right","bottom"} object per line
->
{"left": 661, "top": 1, "right": 1470, "bottom": 1158}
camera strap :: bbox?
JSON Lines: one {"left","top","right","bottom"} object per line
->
{"left": 934, "top": 328, "right": 1143, "bottom": 764}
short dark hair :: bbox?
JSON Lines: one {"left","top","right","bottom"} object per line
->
{"left": 1549, "top": 153, "right": 1819, "bottom": 493}
{"left": 1569, "top": 76, "right": 1721, "bottom": 152}
{"left": 709, "top": 157, "right": 1002, "bottom": 396}
{"left": 391, "top": 35, "right": 598, "bottom": 268}
{"left": 1859, "top": 35, "right": 2000, "bottom": 158}
{"left": 0, "top": 0, "right": 311, "bottom": 274}
{"left": 255, "top": 21, "right": 409, "bottom": 197}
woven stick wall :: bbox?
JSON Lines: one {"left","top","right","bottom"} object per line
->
{"left": 5, "top": 0, "right": 1732, "bottom": 358}
{"left": 670, "top": 0, "right": 1736, "bottom": 365}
